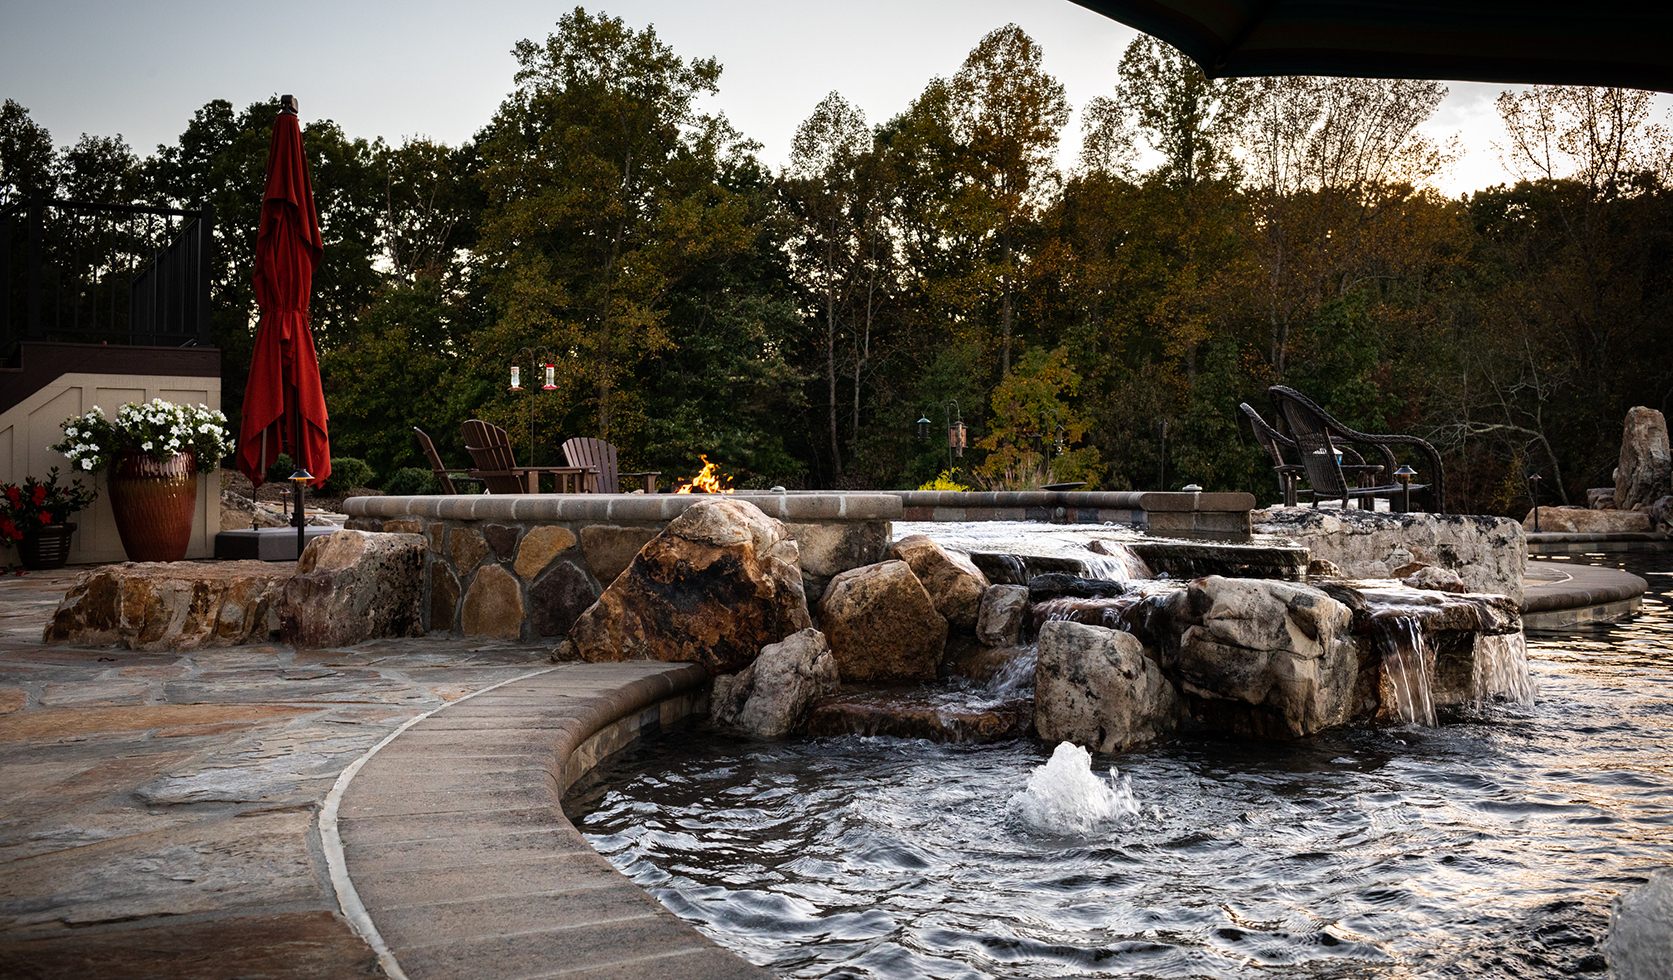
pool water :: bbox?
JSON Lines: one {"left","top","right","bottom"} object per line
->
{"left": 568, "top": 553, "right": 1673, "bottom": 979}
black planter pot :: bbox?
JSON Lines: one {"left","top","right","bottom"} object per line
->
{"left": 17, "top": 523, "right": 76, "bottom": 570}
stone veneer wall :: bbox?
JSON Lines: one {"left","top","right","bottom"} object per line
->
{"left": 340, "top": 493, "right": 902, "bottom": 642}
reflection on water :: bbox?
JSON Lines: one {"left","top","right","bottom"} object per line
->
{"left": 569, "top": 552, "right": 1673, "bottom": 979}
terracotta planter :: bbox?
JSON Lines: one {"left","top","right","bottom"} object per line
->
{"left": 17, "top": 523, "right": 77, "bottom": 570}
{"left": 108, "top": 453, "right": 198, "bottom": 563}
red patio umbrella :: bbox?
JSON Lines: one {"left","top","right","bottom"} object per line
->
{"left": 237, "top": 95, "right": 331, "bottom": 492}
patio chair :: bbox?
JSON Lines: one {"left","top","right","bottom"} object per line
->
{"left": 1240, "top": 403, "right": 1383, "bottom": 507}
{"left": 562, "top": 437, "right": 659, "bottom": 493}
{"left": 1267, "top": 386, "right": 1444, "bottom": 513}
{"left": 461, "top": 419, "right": 594, "bottom": 494}
{"left": 412, "top": 427, "right": 484, "bottom": 495}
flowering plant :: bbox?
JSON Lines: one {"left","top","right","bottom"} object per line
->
{"left": 1, "top": 468, "right": 97, "bottom": 545}
{"left": 52, "top": 399, "right": 235, "bottom": 474}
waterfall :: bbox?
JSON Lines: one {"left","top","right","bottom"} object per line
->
{"left": 1472, "top": 631, "right": 1537, "bottom": 706}
{"left": 1379, "top": 614, "right": 1437, "bottom": 726}
{"left": 1084, "top": 540, "right": 1153, "bottom": 582}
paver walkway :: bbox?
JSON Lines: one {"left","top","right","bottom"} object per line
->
{"left": 0, "top": 569, "right": 637, "bottom": 978}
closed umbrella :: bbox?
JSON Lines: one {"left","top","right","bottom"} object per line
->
{"left": 236, "top": 94, "right": 330, "bottom": 543}
{"left": 1068, "top": 0, "right": 1673, "bottom": 92}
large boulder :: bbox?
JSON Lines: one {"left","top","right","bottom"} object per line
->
{"left": 1652, "top": 495, "right": 1673, "bottom": 532}
{"left": 710, "top": 627, "right": 839, "bottom": 737}
{"left": 886, "top": 535, "right": 990, "bottom": 632}
{"left": 1522, "top": 507, "right": 1653, "bottom": 533}
{"left": 280, "top": 530, "right": 426, "bottom": 648}
{"left": 975, "top": 584, "right": 1030, "bottom": 647}
{"left": 557, "top": 498, "right": 812, "bottom": 674}
{"left": 44, "top": 561, "right": 292, "bottom": 651}
{"left": 1167, "top": 576, "right": 1359, "bottom": 739}
{"left": 1253, "top": 509, "right": 1526, "bottom": 603}
{"left": 816, "top": 560, "right": 947, "bottom": 683}
{"left": 1616, "top": 406, "right": 1672, "bottom": 511}
{"left": 1034, "top": 620, "right": 1180, "bottom": 753}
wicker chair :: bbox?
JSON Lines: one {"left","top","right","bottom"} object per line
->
{"left": 1240, "top": 403, "right": 1385, "bottom": 507}
{"left": 1267, "top": 386, "right": 1443, "bottom": 513}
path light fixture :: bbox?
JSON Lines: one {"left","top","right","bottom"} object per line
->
{"left": 1528, "top": 472, "right": 1542, "bottom": 532}
{"left": 1395, "top": 464, "right": 1417, "bottom": 513}
{"left": 289, "top": 466, "right": 313, "bottom": 558}
{"left": 1183, "top": 483, "right": 1203, "bottom": 492}
{"left": 509, "top": 347, "right": 554, "bottom": 467}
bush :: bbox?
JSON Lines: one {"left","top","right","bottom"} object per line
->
{"left": 265, "top": 453, "right": 295, "bottom": 486}
{"left": 383, "top": 466, "right": 440, "bottom": 496}
{"left": 321, "top": 457, "right": 375, "bottom": 496}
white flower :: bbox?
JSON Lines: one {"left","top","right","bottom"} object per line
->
{"left": 141, "top": 441, "right": 153, "bottom": 450}
{"left": 81, "top": 459, "right": 93, "bottom": 470}
{"left": 66, "top": 426, "right": 78, "bottom": 437}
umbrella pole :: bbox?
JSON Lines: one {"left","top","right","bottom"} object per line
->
{"left": 293, "top": 393, "right": 305, "bottom": 561}
{"left": 253, "top": 430, "right": 266, "bottom": 530}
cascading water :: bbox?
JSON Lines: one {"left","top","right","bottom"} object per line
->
{"left": 1473, "top": 630, "right": 1537, "bottom": 706}
{"left": 1377, "top": 615, "right": 1437, "bottom": 726}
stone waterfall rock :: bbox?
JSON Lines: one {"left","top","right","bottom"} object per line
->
{"left": 1034, "top": 620, "right": 1181, "bottom": 753}
{"left": 1652, "top": 495, "right": 1673, "bottom": 531}
{"left": 44, "top": 561, "right": 293, "bottom": 651}
{"left": 1616, "top": 406, "right": 1672, "bottom": 511}
{"left": 1252, "top": 509, "right": 1526, "bottom": 604}
{"left": 556, "top": 498, "right": 813, "bottom": 674}
{"left": 886, "top": 534, "right": 990, "bottom": 632}
{"left": 1520, "top": 508, "right": 1652, "bottom": 534}
{"left": 976, "top": 584, "right": 1030, "bottom": 647}
{"left": 710, "top": 627, "right": 839, "bottom": 737}
{"left": 817, "top": 560, "right": 948, "bottom": 683}
{"left": 1587, "top": 488, "right": 1616, "bottom": 510}
{"left": 1167, "top": 576, "right": 1359, "bottom": 739}
{"left": 280, "top": 530, "right": 426, "bottom": 648}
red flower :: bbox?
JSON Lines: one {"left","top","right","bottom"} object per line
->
{"left": 4, "top": 487, "right": 18, "bottom": 505}
{"left": 40, "top": 512, "right": 52, "bottom": 525}
{"left": 31, "top": 485, "right": 47, "bottom": 506}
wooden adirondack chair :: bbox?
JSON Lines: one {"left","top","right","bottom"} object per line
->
{"left": 1267, "top": 386, "right": 1444, "bottom": 513}
{"left": 412, "top": 427, "right": 483, "bottom": 494}
{"left": 461, "top": 419, "right": 594, "bottom": 493}
{"left": 562, "top": 437, "right": 659, "bottom": 493}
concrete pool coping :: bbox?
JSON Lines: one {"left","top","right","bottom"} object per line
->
{"left": 1521, "top": 560, "right": 1650, "bottom": 628}
{"left": 329, "top": 660, "right": 770, "bottom": 980}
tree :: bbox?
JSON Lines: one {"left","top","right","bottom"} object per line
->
{"left": 476, "top": 6, "right": 756, "bottom": 445}
{"left": 0, "top": 100, "right": 56, "bottom": 205}
{"left": 1116, "top": 37, "right": 1247, "bottom": 188}
{"left": 786, "top": 91, "right": 870, "bottom": 476}
{"left": 950, "top": 24, "right": 1069, "bottom": 375}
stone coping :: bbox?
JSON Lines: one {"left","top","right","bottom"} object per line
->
{"left": 342, "top": 489, "right": 1257, "bottom": 524}
{"left": 1527, "top": 531, "right": 1671, "bottom": 553}
{"left": 1520, "top": 560, "right": 1648, "bottom": 626}
{"left": 331, "top": 660, "right": 769, "bottom": 980}
{"left": 343, "top": 492, "right": 901, "bottom": 523}
{"left": 893, "top": 489, "right": 1255, "bottom": 512}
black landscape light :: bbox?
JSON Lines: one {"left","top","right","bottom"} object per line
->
{"left": 1528, "top": 472, "right": 1543, "bottom": 532}
{"left": 1395, "top": 464, "right": 1417, "bottom": 513}
{"left": 290, "top": 467, "right": 313, "bottom": 558}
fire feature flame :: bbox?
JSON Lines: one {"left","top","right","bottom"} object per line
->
{"left": 675, "top": 455, "right": 735, "bottom": 494}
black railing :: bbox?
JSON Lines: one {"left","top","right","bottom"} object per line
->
{"left": 1, "top": 191, "right": 213, "bottom": 353}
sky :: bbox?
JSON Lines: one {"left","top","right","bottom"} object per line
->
{"left": 4, "top": 0, "right": 1667, "bottom": 197}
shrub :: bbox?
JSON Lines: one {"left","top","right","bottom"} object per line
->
{"left": 321, "top": 457, "right": 375, "bottom": 496}
{"left": 383, "top": 466, "right": 440, "bottom": 496}
{"left": 265, "top": 453, "right": 295, "bottom": 486}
